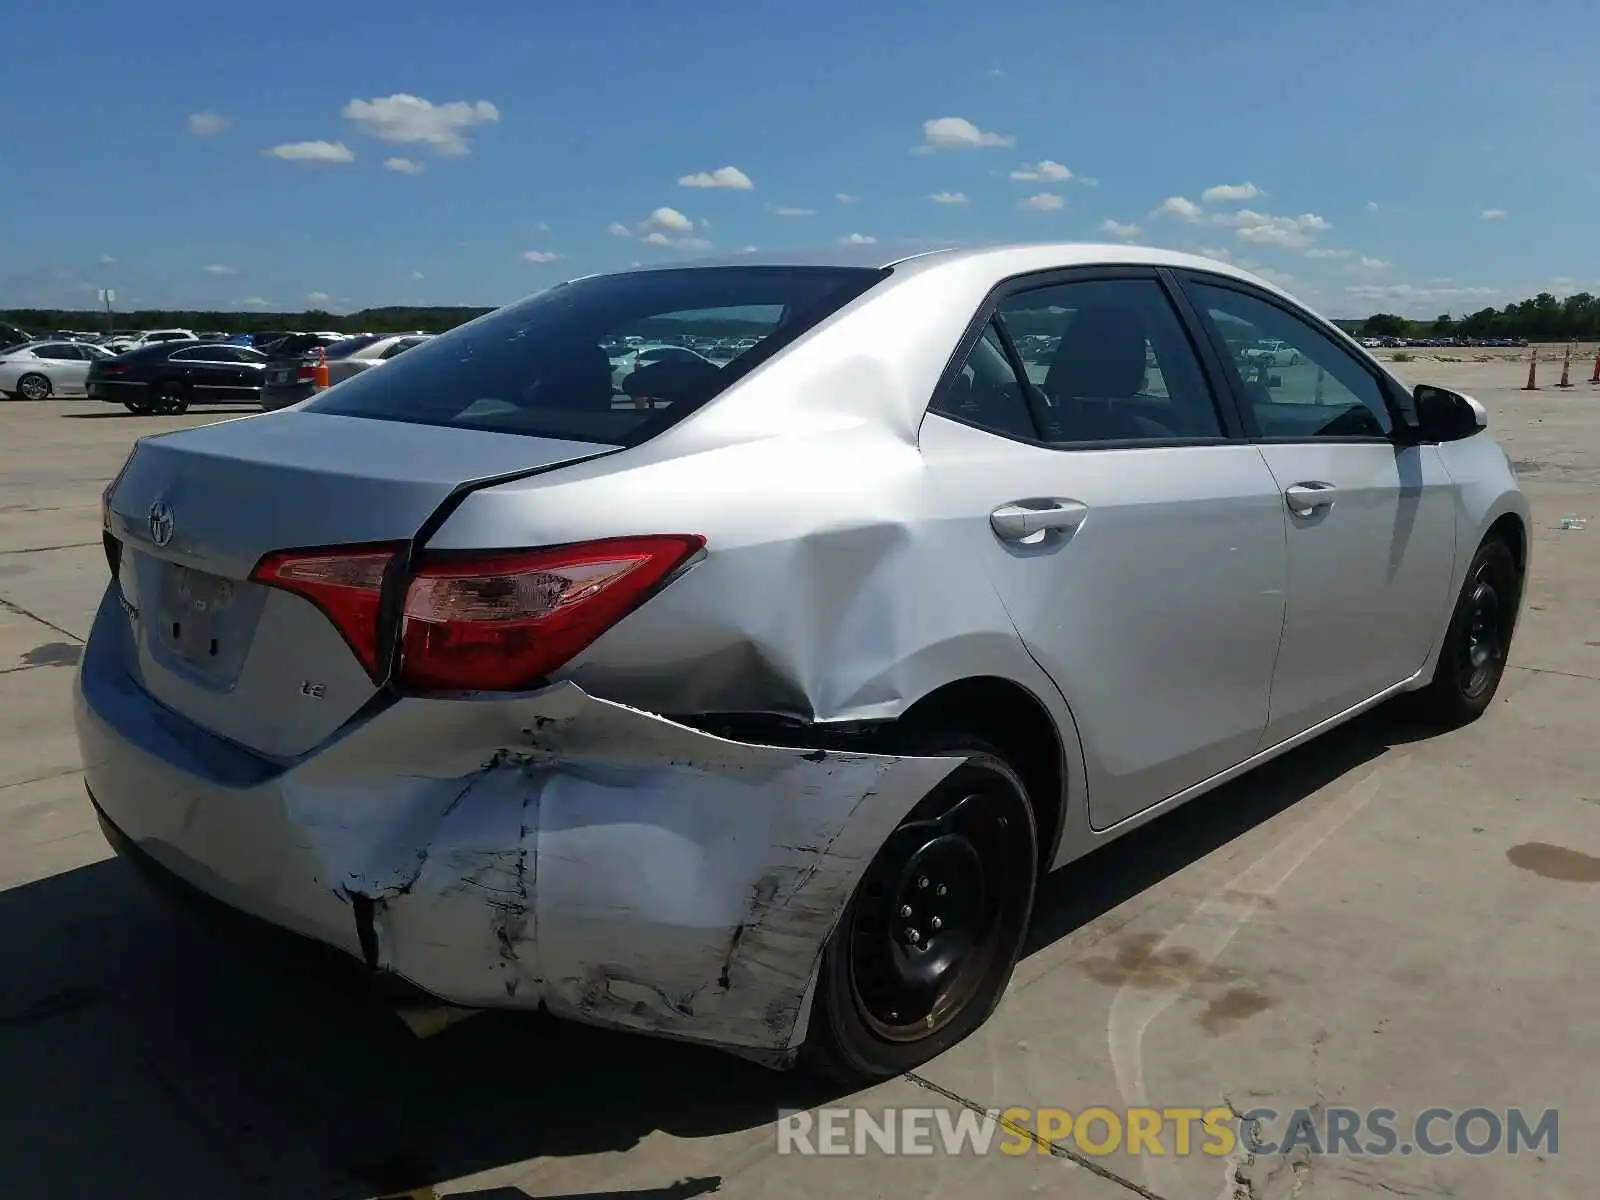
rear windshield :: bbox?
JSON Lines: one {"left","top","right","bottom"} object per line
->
{"left": 325, "top": 334, "right": 385, "bottom": 358}
{"left": 302, "top": 265, "right": 887, "bottom": 444}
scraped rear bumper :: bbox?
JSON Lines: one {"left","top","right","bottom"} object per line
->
{"left": 74, "top": 590, "right": 961, "bottom": 1060}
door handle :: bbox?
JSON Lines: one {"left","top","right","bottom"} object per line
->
{"left": 990, "top": 499, "right": 1087, "bottom": 542}
{"left": 1284, "top": 482, "right": 1338, "bottom": 516}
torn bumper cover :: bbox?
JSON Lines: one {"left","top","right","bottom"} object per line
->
{"left": 74, "top": 640, "right": 963, "bottom": 1059}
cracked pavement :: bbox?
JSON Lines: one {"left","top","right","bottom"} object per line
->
{"left": 0, "top": 364, "right": 1596, "bottom": 1199}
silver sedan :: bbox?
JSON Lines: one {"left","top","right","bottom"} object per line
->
{"left": 82, "top": 244, "right": 1528, "bottom": 1082}
{"left": 0, "top": 339, "right": 116, "bottom": 399}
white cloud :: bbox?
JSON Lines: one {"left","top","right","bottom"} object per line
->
{"left": 1481, "top": 208, "right": 1508, "bottom": 220}
{"left": 917, "top": 116, "right": 1015, "bottom": 152}
{"left": 307, "top": 291, "right": 331, "bottom": 305}
{"left": 99, "top": 255, "right": 117, "bottom": 266}
{"left": 1021, "top": 193, "right": 1064, "bottom": 211}
{"left": 535, "top": 222, "right": 550, "bottom": 232}
{"left": 767, "top": 204, "right": 816, "bottom": 217}
{"left": 641, "top": 206, "right": 694, "bottom": 233}
{"left": 520, "top": 250, "right": 562, "bottom": 263}
{"left": 238, "top": 296, "right": 270, "bottom": 308}
{"left": 1358, "top": 256, "right": 1390, "bottom": 270}
{"left": 1201, "top": 181, "right": 1262, "bottom": 202}
{"left": 1365, "top": 200, "right": 1380, "bottom": 211}
{"left": 411, "top": 271, "right": 425, "bottom": 281}
{"left": 1010, "top": 160, "right": 1072, "bottom": 182}
{"left": 1345, "top": 282, "right": 1498, "bottom": 311}
{"left": 607, "top": 221, "right": 633, "bottom": 237}
{"left": 1224, "top": 209, "right": 1332, "bottom": 248}
{"left": 203, "top": 264, "right": 238, "bottom": 277}
{"left": 264, "top": 140, "right": 355, "bottom": 163}
{"left": 383, "top": 156, "right": 424, "bottom": 174}
{"left": 929, "top": 191, "right": 970, "bottom": 205}
{"left": 741, "top": 245, "right": 759, "bottom": 253}
{"left": 186, "top": 112, "right": 229, "bottom": 137}
{"left": 840, "top": 233, "right": 878, "bottom": 245}
{"left": 677, "top": 166, "right": 754, "bottom": 190}
{"left": 1196, "top": 246, "right": 1234, "bottom": 262}
{"left": 341, "top": 94, "right": 500, "bottom": 155}
{"left": 1099, "top": 219, "right": 1141, "bottom": 238}
{"left": 641, "top": 232, "right": 711, "bottom": 250}
{"left": 1304, "top": 248, "right": 1352, "bottom": 260}
{"left": 1153, "top": 195, "right": 1204, "bottom": 221}
{"left": 835, "top": 192, "right": 860, "bottom": 204}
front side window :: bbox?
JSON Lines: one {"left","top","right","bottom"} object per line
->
{"left": 305, "top": 266, "right": 887, "bottom": 444}
{"left": 1188, "top": 282, "right": 1393, "bottom": 439}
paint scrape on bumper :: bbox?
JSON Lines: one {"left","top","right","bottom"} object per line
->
{"left": 212, "top": 682, "right": 961, "bottom": 1055}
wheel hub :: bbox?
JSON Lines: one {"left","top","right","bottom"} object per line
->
{"left": 1461, "top": 576, "right": 1503, "bottom": 695}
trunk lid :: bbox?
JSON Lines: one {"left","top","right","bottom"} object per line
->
{"left": 104, "top": 411, "right": 617, "bottom": 757}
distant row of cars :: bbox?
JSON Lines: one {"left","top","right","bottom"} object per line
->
{"left": 0, "top": 325, "right": 432, "bottom": 412}
{"left": 1358, "top": 335, "right": 1529, "bottom": 349}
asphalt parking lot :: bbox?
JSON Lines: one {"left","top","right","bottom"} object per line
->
{"left": 2, "top": 365, "right": 1597, "bottom": 1200}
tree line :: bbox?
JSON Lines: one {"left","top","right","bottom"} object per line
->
{"left": 8, "top": 287, "right": 1599, "bottom": 344}
{"left": 1338, "top": 291, "right": 1600, "bottom": 342}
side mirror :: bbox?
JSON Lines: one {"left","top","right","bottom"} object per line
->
{"left": 1411, "top": 384, "right": 1486, "bottom": 442}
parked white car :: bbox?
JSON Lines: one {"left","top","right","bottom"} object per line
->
{"left": 0, "top": 340, "right": 117, "bottom": 399}
{"left": 322, "top": 333, "right": 434, "bottom": 387}
{"left": 104, "top": 329, "right": 200, "bottom": 355}
{"left": 1242, "top": 338, "right": 1304, "bottom": 367}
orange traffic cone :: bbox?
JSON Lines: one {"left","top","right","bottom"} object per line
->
{"left": 1556, "top": 345, "right": 1573, "bottom": 388}
{"left": 312, "top": 346, "right": 330, "bottom": 390}
{"left": 1589, "top": 347, "right": 1600, "bottom": 384}
{"left": 1522, "top": 347, "right": 1538, "bottom": 390}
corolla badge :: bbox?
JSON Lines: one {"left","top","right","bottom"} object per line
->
{"left": 147, "top": 500, "right": 175, "bottom": 548}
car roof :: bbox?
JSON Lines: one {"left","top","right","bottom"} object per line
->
{"left": 628, "top": 241, "right": 1296, "bottom": 304}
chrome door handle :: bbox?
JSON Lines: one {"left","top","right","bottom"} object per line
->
{"left": 990, "top": 499, "right": 1088, "bottom": 542}
{"left": 1284, "top": 483, "right": 1338, "bottom": 516}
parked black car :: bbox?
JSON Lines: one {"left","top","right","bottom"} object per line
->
{"left": 258, "top": 332, "right": 352, "bottom": 410}
{"left": 86, "top": 341, "right": 269, "bottom": 414}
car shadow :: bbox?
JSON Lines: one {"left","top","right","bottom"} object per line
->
{"left": 0, "top": 704, "right": 1429, "bottom": 1198}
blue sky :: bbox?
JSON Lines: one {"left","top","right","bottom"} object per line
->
{"left": 4, "top": 0, "right": 1594, "bottom": 318}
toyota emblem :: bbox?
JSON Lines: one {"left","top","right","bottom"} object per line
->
{"left": 147, "top": 500, "right": 175, "bottom": 548}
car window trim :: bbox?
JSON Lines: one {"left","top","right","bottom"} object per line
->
{"left": 924, "top": 263, "right": 1251, "bottom": 452}
{"left": 1169, "top": 269, "right": 1406, "bottom": 445}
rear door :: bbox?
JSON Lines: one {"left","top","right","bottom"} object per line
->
{"left": 38, "top": 342, "right": 91, "bottom": 393}
{"left": 1174, "top": 272, "right": 1458, "bottom": 744}
{"left": 918, "top": 268, "right": 1289, "bottom": 829}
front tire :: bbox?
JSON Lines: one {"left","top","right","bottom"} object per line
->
{"left": 1411, "top": 538, "right": 1520, "bottom": 726}
{"left": 17, "top": 373, "right": 52, "bottom": 401}
{"left": 803, "top": 739, "right": 1038, "bottom": 1085}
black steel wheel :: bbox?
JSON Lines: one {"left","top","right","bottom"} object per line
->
{"left": 804, "top": 739, "right": 1038, "bottom": 1084}
{"left": 1411, "top": 537, "right": 1521, "bottom": 726}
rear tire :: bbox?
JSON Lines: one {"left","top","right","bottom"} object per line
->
{"left": 1409, "top": 538, "right": 1520, "bottom": 727}
{"left": 17, "top": 373, "right": 51, "bottom": 401}
{"left": 153, "top": 379, "right": 190, "bottom": 415}
{"left": 802, "top": 736, "right": 1038, "bottom": 1085}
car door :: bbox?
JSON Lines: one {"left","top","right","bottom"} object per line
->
{"left": 165, "top": 345, "right": 228, "bottom": 395}
{"left": 1175, "top": 273, "right": 1459, "bottom": 746}
{"left": 38, "top": 343, "right": 91, "bottom": 394}
{"left": 918, "top": 269, "right": 1290, "bottom": 829}
{"left": 211, "top": 345, "right": 268, "bottom": 398}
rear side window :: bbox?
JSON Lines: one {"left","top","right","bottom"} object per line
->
{"left": 303, "top": 266, "right": 888, "bottom": 444}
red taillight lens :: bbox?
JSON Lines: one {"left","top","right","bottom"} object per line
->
{"left": 398, "top": 535, "right": 704, "bottom": 692}
{"left": 105, "top": 364, "right": 130, "bottom": 375}
{"left": 251, "top": 546, "right": 402, "bottom": 679}
{"left": 296, "top": 363, "right": 316, "bottom": 382}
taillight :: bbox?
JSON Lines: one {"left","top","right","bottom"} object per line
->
{"left": 250, "top": 546, "right": 403, "bottom": 679}
{"left": 296, "top": 363, "right": 316, "bottom": 382}
{"left": 104, "top": 363, "right": 130, "bottom": 375}
{"left": 398, "top": 535, "right": 704, "bottom": 692}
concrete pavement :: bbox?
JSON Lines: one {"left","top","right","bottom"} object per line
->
{"left": 0, "top": 369, "right": 1596, "bottom": 1199}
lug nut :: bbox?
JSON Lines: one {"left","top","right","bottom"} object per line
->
{"left": 918, "top": 876, "right": 929, "bottom": 889}
{"left": 905, "top": 927, "right": 920, "bottom": 943}
{"left": 931, "top": 916, "right": 943, "bottom": 930}
{"left": 899, "top": 905, "right": 913, "bottom": 918}
{"left": 936, "top": 884, "right": 948, "bottom": 897}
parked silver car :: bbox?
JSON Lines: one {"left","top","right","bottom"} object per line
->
{"left": 81, "top": 244, "right": 1527, "bottom": 1082}
{"left": 0, "top": 339, "right": 116, "bottom": 399}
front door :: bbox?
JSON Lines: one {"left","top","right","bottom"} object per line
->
{"left": 919, "top": 272, "right": 1290, "bottom": 829}
{"left": 1178, "top": 276, "right": 1459, "bottom": 745}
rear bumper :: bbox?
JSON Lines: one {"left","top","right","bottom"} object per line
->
{"left": 74, "top": 588, "right": 959, "bottom": 1059}
{"left": 259, "top": 382, "right": 317, "bottom": 411}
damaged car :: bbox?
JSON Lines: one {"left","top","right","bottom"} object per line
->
{"left": 79, "top": 245, "right": 1528, "bottom": 1083}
